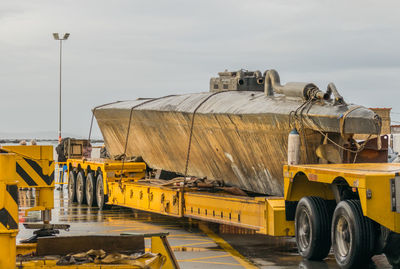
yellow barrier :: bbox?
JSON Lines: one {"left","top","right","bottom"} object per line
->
{"left": 0, "top": 153, "right": 18, "bottom": 269}
{"left": 1, "top": 145, "right": 55, "bottom": 223}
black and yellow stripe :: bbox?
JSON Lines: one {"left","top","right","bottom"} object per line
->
{"left": 0, "top": 184, "right": 18, "bottom": 230}
{"left": 15, "top": 158, "right": 54, "bottom": 187}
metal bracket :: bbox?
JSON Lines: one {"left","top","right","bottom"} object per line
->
{"left": 20, "top": 223, "right": 71, "bottom": 243}
{"left": 390, "top": 177, "right": 400, "bottom": 213}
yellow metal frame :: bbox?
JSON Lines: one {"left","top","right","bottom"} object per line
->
{"left": 16, "top": 264, "right": 140, "bottom": 268}
{"left": 2, "top": 154, "right": 398, "bottom": 267}
{"left": 150, "top": 234, "right": 179, "bottom": 269}
{"left": 69, "top": 159, "right": 294, "bottom": 237}
{"left": 67, "top": 159, "right": 146, "bottom": 195}
{"left": 67, "top": 159, "right": 400, "bottom": 237}
{"left": 0, "top": 153, "right": 19, "bottom": 269}
{"left": 16, "top": 233, "right": 178, "bottom": 269}
{"left": 108, "top": 182, "right": 182, "bottom": 217}
{"left": 183, "top": 192, "right": 293, "bottom": 236}
{"left": 0, "top": 152, "right": 178, "bottom": 269}
{"left": 108, "top": 181, "right": 293, "bottom": 236}
{"left": 1, "top": 145, "right": 55, "bottom": 214}
{"left": 284, "top": 163, "right": 400, "bottom": 233}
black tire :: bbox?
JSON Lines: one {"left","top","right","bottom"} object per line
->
{"left": 96, "top": 173, "right": 109, "bottom": 210}
{"left": 295, "top": 196, "right": 331, "bottom": 260}
{"left": 76, "top": 171, "right": 86, "bottom": 205}
{"left": 85, "top": 172, "right": 97, "bottom": 207}
{"left": 384, "top": 231, "right": 400, "bottom": 268}
{"left": 331, "top": 200, "right": 374, "bottom": 269}
{"left": 68, "top": 170, "right": 77, "bottom": 202}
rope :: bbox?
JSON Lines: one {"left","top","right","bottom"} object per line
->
{"left": 314, "top": 104, "right": 373, "bottom": 157}
{"left": 317, "top": 130, "right": 371, "bottom": 153}
{"left": 87, "top": 101, "right": 124, "bottom": 144}
{"left": 4, "top": 100, "right": 122, "bottom": 164}
{"left": 289, "top": 98, "right": 314, "bottom": 163}
{"left": 183, "top": 91, "right": 228, "bottom": 180}
{"left": 180, "top": 91, "right": 227, "bottom": 215}
{"left": 339, "top": 105, "right": 363, "bottom": 138}
{"left": 119, "top": 95, "right": 177, "bottom": 184}
{"left": 289, "top": 97, "right": 375, "bottom": 163}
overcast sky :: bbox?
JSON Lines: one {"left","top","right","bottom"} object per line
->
{"left": 1, "top": 0, "right": 400, "bottom": 138}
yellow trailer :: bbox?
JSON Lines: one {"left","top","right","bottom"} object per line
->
{"left": 67, "top": 159, "right": 400, "bottom": 269}
{"left": 0, "top": 145, "right": 71, "bottom": 243}
{"left": 0, "top": 148, "right": 179, "bottom": 269}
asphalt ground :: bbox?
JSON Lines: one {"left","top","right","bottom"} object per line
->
{"left": 17, "top": 187, "right": 393, "bottom": 269}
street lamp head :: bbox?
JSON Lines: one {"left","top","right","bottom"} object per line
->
{"left": 52, "top": 33, "right": 70, "bottom": 40}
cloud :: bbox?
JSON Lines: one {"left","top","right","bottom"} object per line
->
{"left": 0, "top": 0, "right": 400, "bottom": 137}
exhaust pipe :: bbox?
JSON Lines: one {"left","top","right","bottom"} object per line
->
{"left": 263, "top": 69, "right": 280, "bottom": 96}
{"left": 327, "top": 83, "right": 346, "bottom": 105}
{"left": 263, "top": 69, "right": 330, "bottom": 101}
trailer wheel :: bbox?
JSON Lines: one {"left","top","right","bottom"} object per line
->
{"left": 331, "top": 200, "right": 374, "bottom": 269}
{"left": 295, "top": 196, "right": 331, "bottom": 260}
{"left": 76, "top": 171, "right": 87, "bottom": 205}
{"left": 68, "top": 171, "right": 77, "bottom": 203}
{"left": 96, "top": 173, "right": 109, "bottom": 210}
{"left": 384, "top": 231, "right": 400, "bottom": 267}
{"left": 85, "top": 172, "right": 96, "bottom": 207}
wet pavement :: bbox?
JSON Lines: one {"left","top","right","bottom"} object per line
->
{"left": 17, "top": 187, "right": 393, "bottom": 268}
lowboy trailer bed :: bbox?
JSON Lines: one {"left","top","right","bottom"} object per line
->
{"left": 67, "top": 159, "right": 400, "bottom": 269}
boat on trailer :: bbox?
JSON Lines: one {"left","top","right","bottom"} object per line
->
{"left": 93, "top": 69, "right": 382, "bottom": 195}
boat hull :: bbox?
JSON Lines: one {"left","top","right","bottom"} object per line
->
{"left": 94, "top": 91, "right": 380, "bottom": 195}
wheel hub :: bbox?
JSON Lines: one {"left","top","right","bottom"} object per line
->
{"left": 335, "top": 216, "right": 351, "bottom": 257}
{"left": 298, "top": 209, "right": 311, "bottom": 250}
{"left": 68, "top": 183, "right": 73, "bottom": 195}
{"left": 97, "top": 182, "right": 104, "bottom": 207}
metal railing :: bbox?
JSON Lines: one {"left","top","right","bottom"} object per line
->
{"left": 55, "top": 162, "right": 68, "bottom": 185}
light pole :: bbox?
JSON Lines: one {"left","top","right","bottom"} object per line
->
{"left": 53, "top": 33, "right": 70, "bottom": 144}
